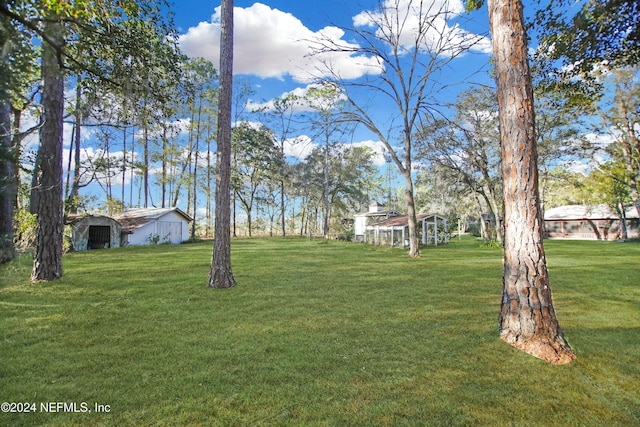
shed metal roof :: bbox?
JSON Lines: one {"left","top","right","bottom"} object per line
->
{"left": 115, "top": 207, "right": 192, "bottom": 221}
{"left": 113, "top": 207, "right": 193, "bottom": 233}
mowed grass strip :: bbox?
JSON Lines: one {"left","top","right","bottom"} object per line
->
{"left": 1, "top": 237, "right": 638, "bottom": 426}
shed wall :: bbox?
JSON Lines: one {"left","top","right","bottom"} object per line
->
{"left": 125, "top": 211, "right": 189, "bottom": 246}
{"left": 70, "top": 217, "right": 121, "bottom": 251}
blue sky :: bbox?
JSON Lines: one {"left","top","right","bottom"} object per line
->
{"left": 15, "top": 0, "right": 614, "bottom": 217}
{"left": 172, "top": 0, "right": 495, "bottom": 163}
{"left": 38, "top": 1, "right": 501, "bottom": 213}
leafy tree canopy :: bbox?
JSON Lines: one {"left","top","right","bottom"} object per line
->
{"left": 534, "top": 0, "right": 640, "bottom": 73}
{"left": 530, "top": 0, "right": 639, "bottom": 108}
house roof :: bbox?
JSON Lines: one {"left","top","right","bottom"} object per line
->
{"left": 368, "top": 213, "right": 447, "bottom": 228}
{"left": 113, "top": 207, "right": 193, "bottom": 233}
{"left": 544, "top": 204, "right": 639, "bottom": 221}
{"left": 354, "top": 209, "right": 400, "bottom": 217}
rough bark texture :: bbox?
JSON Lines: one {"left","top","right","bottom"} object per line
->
{"left": 208, "top": 0, "right": 236, "bottom": 289}
{"left": 0, "top": 101, "right": 16, "bottom": 264}
{"left": 31, "top": 15, "right": 64, "bottom": 281}
{"left": 489, "top": 0, "right": 575, "bottom": 364}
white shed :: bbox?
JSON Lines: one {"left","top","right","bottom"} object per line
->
{"left": 114, "top": 207, "right": 193, "bottom": 246}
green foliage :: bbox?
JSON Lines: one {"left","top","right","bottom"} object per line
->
{"left": 335, "top": 222, "right": 355, "bottom": 241}
{"left": 147, "top": 233, "right": 161, "bottom": 245}
{"left": 65, "top": 194, "right": 98, "bottom": 216}
{"left": 296, "top": 144, "right": 382, "bottom": 225}
{"left": 12, "top": 208, "right": 35, "bottom": 250}
{"left": 181, "top": 237, "right": 204, "bottom": 244}
{"left": 62, "top": 224, "right": 73, "bottom": 254}
{"left": 0, "top": 7, "right": 40, "bottom": 107}
{"left": 0, "top": 234, "right": 14, "bottom": 264}
{"left": 544, "top": 166, "right": 585, "bottom": 207}
{"left": 464, "top": 0, "right": 485, "bottom": 12}
{"left": 580, "top": 162, "right": 632, "bottom": 207}
{"left": 598, "top": 68, "right": 640, "bottom": 205}
{"left": 416, "top": 87, "right": 503, "bottom": 240}
{"left": 232, "top": 123, "right": 281, "bottom": 187}
{"left": 479, "top": 238, "right": 502, "bottom": 249}
{"left": 536, "top": 0, "right": 639, "bottom": 71}
{"left": 98, "top": 196, "right": 125, "bottom": 216}
{"left": 1, "top": 238, "right": 639, "bottom": 425}
{"left": 533, "top": 0, "right": 640, "bottom": 105}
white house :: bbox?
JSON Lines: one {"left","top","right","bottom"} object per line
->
{"left": 114, "top": 207, "right": 193, "bottom": 246}
{"left": 353, "top": 202, "right": 400, "bottom": 242}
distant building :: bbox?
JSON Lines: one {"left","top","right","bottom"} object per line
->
{"left": 353, "top": 202, "right": 400, "bottom": 242}
{"left": 66, "top": 215, "right": 122, "bottom": 251}
{"left": 353, "top": 202, "right": 449, "bottom": 247}
{"left": 114, "top": 207, "right": 193, "bottom": 246}
{"left": 365, "top": 212, "right": 449, "bottom": 247}
{"left": 544, "top": 204, "right": 639, "bottom": 240}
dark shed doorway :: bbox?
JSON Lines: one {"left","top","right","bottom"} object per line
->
{"left": 88, "top": 225, "right": 111, "bottom": 249}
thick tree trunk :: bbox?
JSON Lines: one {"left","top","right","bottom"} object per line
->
{"left": 32, "top": 15, "right": 64, "bottom": 281}
{"left": 0, "top": 101, "right": 16, "bottom": 263}
{"left": 489, "top": 0, "right": 575, "bottom": 364}
{"left": 208, "top": 0, "right": 236, "bottom": 288}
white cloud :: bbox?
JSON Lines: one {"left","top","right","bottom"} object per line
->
{"left": 131, "top": 118, "right": 190, "bottom": 141}
{"left": 247, "top": 87, "right": 313, "bottom": 113}
{"left": 178, "top": 3, "right": 382, "bottom": 82}
{"left": 561, "top": 159, "right": 590, "bottom": 175}
{"left": 353, "top": 0, "right": 491, "bottom": 56}
{"left": 584, "top": 131, "right": 615, "bottom": 150}
{"left": 196, "top": 207, "right": 208, "bottom": 218}
{"left": 275, "top": 135, "right": 388, "bottom": 166}
{"left": 284, "top": 134, "right": 316, "bottom": 159}
{"left": 66, "top": 147, "right": 137, "bottom": 187}
{"left": 351, "top": 140, "right": 388, "bottom": 166}
{"left": 246, "top": 83, "right": 347, "bottom": 113}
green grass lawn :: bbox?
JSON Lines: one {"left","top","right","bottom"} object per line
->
{"left": 1, "top": 237, "right": 639, "bottom": 426}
